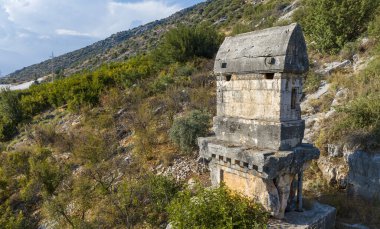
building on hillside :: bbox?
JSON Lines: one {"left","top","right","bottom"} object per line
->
{"left": 198, "top": 23, "right": 336, "bottom": 226}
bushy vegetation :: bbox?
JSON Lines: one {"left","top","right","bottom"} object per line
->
{"left": 3, "top": 0, "right": 380, "bottom": 227}
{"left": 315, "top": 15, "right": 380, "bottom": 150}
{"left": 229, "top": 0, "right": 292, "bottom": 35}
{"left": 167, "top": 185, "right": 269, "bottom": 228}
{"left": 169, "top": 110, "right": 210, "bottom": 153}
{"left": 0, "top": 22, "right": 221, "bottom": 227}
{"left": 0, "top": 89, "right": 23, "bottom": 140}
{"left": 0, "top": 24, "right": 219, "bottom": 142}
{"left": 159, "top": 24, "right": 222, "bottom": 63}
{"left": 318, "top": 55, "right": 380, "bottom": 150}
{"left": 296, "top": 0, "right": 380, "bottom": 53}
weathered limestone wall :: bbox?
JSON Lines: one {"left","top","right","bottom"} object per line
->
{"left": 214, "top": 73, "right": 304, "bottom": 150}
{"left": 216, "top": 164, "right": 281, "bottom": 216}
{"left": 213, "top": 117, "right": 304, "bottom": 150}
{"left": 211, "top": 162, "right": 300, "bottom": 219}
{"left": 216, "top": 73, "right": 303, "bottom": 122}
{"left": 199, "top": 136, "right": 320, "bottom": 219}
{"left": 280, "top": 76, "right": 303, "bottom": 121}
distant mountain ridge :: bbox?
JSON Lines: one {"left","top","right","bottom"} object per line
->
{"left": 1, "top": 0, "right": 289, "bottom": 84}
{"left": 0, "top": 2, "right": 206, "bottom": 84}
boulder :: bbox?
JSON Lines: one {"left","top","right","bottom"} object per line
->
{"left": 347, "top": 151, "right": 380, "bottom": 200}
{"left": 316, "top": 60, "right": 351, "bottom": 75}
{"left": 317, "top": 156, "right": 348, "bottom": 188}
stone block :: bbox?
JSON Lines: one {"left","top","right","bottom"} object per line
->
{"left": 214, "top": 23, "right": 309, "bottom": 74}
{"left": 198, "top": 137, "right": 320, "bottom": 179}
{"left": 213, "top": 116, "right": 305, "bottom": 150}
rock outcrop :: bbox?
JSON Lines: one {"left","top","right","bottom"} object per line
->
{"left": 347, "top": 150, "right": 380, "bottom": 200}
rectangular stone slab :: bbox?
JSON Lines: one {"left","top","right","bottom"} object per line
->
{"left": 213, "top": 116, "right": 305, "bottom": 150}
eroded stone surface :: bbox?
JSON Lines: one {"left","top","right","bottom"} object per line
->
{"left": 214, "top": 23, "right": 309, "bottom": 74}
{"left": 268, "top": 201, "right": 336, "bottom": 229}
{"left": 199, "top": 137, "right": 319, "bottom": 179}
{"left": 347, "top": 151, "right": 380, "bottom": 200}
{"left": 199, "top": 136, "right": 320, "bottom": 218}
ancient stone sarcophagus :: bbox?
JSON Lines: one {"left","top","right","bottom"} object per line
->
{"left": 198, "top": 23, "right": 320, "bottom": 219}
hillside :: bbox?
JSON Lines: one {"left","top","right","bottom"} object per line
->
{"left": 0, "top": 4, "right": 196, "bottom": 84}
{"left": 0, "top": 0, "right": 380, "bottom": 228}
{"left": 1, "top": 0, "right": 243, "bottom": 84}
{"left": 1, "top": 0, "right": 297, "bottom": 85}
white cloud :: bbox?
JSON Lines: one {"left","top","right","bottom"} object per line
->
{"left": 0, "top": 0, "right": 201, "bottom": 75}
{"left": 55, "top": 29, "right": 91, "bottom": 37}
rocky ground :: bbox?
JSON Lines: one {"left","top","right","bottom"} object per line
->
{"left": 301, "top": 53, "right": 380, "bottom": 228}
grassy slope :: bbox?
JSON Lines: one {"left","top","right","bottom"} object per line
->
{"left": 1, "top": 0, "right": 380, "bottom": 227}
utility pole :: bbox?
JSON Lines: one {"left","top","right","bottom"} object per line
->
{"left": 50, "top": 52, "right": 55, "bottom": 82}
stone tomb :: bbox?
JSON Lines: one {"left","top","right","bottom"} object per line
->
{"left": 198, "top": 23, "right": 328, "bottom": 221}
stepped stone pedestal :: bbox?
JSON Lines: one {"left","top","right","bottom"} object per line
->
{"left": 199, "top": 137, "right": 319, "bottom": 218}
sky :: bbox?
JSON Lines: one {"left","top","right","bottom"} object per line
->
{"left": 0, "top": 0, "right": 204, "bottom": 76}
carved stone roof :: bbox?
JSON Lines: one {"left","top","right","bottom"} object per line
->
{"left": 214, "top": 23, "right": 309, "bottom": 74}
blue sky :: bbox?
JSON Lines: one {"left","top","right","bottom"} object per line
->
{"left": 0, "top": 0, "right": 204, "bottom": 76}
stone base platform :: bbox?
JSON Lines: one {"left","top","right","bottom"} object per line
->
{"left": 268, "top": 201, "right": 336, "bottom": 229}
{"left": 198, "top": 137, "right": 321, "bottom": 218}
{"left": 198, "top": 137, "right": 319, "bottom": 179}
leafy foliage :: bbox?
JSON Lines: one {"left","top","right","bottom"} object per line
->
{"left": 0, "top": 89, "right": 23, "bottom": 140}
{"left": 169, "top": 110, "right": 210, "bottom": 153}
{"left": 296, "top": 0, "right": 380, "bottom": 53}
{"left": 159, "top": 24, "right": 222, "bottom": 63}
{"left": 167, "top": 185, "right": 269, "bottom": 229}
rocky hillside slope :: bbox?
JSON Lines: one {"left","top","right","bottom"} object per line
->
{"left": 1, "top": 0, "right": 380, "bottom": 227}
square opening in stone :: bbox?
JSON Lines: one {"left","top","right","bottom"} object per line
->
{"left": 265, "top": 73, "right": 274, "bottom": 79}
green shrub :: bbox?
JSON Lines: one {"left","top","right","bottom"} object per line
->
{"left": 231, "top": 23, "right": 252, "bottom": 36}
{"left": 297, "top": 0, "right": 380, "bottom": 53}
{"left": 117, "top": 175, "right": 181, "bottom": 227}
{"left": 169, "top": 110, "right": 210, "bottom": 153}
{"left": 159, "top": 24, "right": 222, "bottom": 63}
{"left": 242, "top": 0, "right": 292, "bottom": 30}
{"left": 167, "top": 185, "right": 269, "bottom": 229}
{"left": 0, "top": 89, "right": 23, "bottom": 140}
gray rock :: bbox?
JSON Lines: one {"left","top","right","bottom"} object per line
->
{"left": 268, "top": 201, "right": 336, "bottom": 229}
{"left": 317, "top": 156, "right": 348, "bottom": 188}
{"left": 336, "top": 222, "right": 369, "bottom": 229}
{"left": 327, "top": 144, "right": 343, "bottom": 157}
{"left": 307, "top": 81, "right": 330, "bottom": 100}
{"left": 347, "top": 151, "right": 380, "bottom": 200}
{"left": 165, "top": 223, "right": 172, "bottom": 229}
{"left": 278, "top": 0, "right": 300, "bottom": 21}
{"left": 316, "top": 60, "right": 351, "bottom": 75}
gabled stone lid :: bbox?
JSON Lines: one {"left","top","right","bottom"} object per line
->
{"left": 214, "top": 23, "right": 309, "bottom": 74}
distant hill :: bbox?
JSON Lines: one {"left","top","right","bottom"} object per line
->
{"left": 1, "top": 0, "right": 253, "bottom": 84}
{"left": 1, "top": 0, "right": 294, "bottom": 84}
{"left": 0, "top": 3, "right": 199, "bottom": 84}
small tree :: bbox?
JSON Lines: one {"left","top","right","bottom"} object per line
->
{"left": 169, "top": 110, "right": 210, "bottom": 153}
